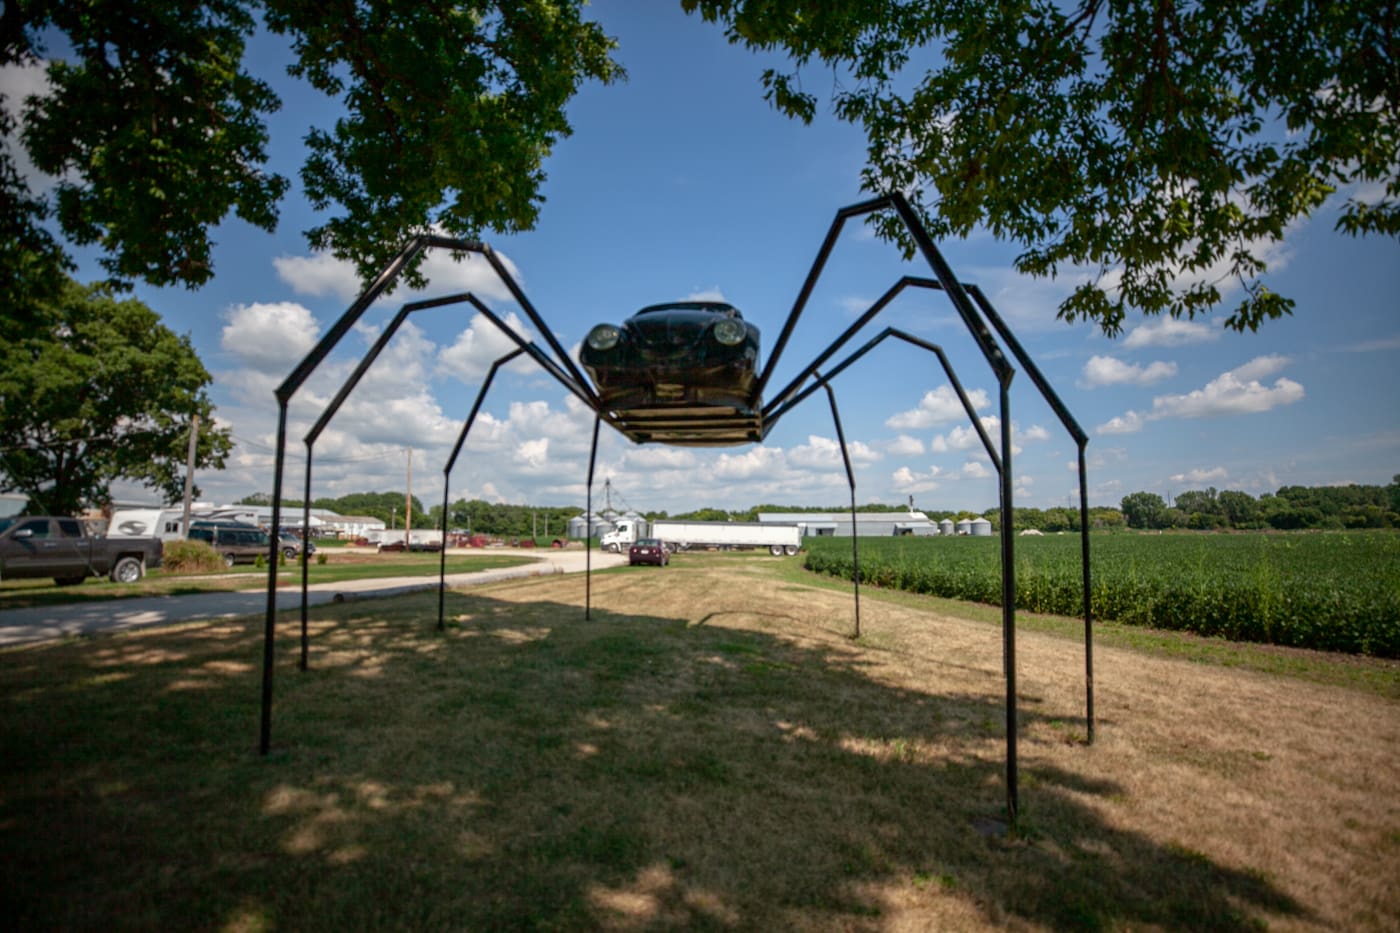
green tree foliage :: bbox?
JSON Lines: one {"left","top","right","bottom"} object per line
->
{"left": 683, "top": 0, "right": 1398, "bottom": 336}
{"left": 309, "top": 491, "right": 426, "bottom": 528}
{"left": 1124, "top": 482, "right": 1400, "bottom": 531}
{"left": 444, "top": 499, "right": 576, "bottom": 538}
{"left": 2, "top": 1, "right": 622, "bottom": 291}
{"left": 0, "top": 278, "right": 232, "bottom": 514}
{"left": 1120, "top": 491, "right": 1169, "bottom": 529}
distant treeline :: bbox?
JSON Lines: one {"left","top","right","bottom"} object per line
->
{"left": 1118, "top": 478, "right": 1400, "bottom": 531}
{"left": 239, "top": 476, "right": 1400, "bottom": 536}
{"left": 238, "top": 492, "right": 576, "bottom": 538}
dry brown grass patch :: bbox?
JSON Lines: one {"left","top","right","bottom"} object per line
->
{"left": 1, "top": 558, "right": 1396, "bottom": 930}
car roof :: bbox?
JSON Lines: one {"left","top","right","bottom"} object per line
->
{"left": 633, "top": 300, "right": 742, "bottom": 319}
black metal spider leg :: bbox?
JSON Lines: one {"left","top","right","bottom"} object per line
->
{"left": 300, "top": 441, "right": 312, "bottom": 671}
{"left": 585, "top": 415, "right": 601, "bottom": 621}
{"left": 463, "top": 296, "right": 620, "bottom": 434}
{"left": 437, "top": 347, "right": 528, "bottom": 631}
{"left": 762, "top": 275, "right": 940, "bottom": 425}
{"left": 994, "top": 375, "right": 1018, "bottom": 824}
{"left": 766, "top": 326, "right": 1021, "bottom": 826}
{"left": 965, "top": 283, "right": 1094, "bottom": 744}
{"left": 753, "top": 196, "right": 890, "bottom": 401}
{"left": 767, "top": 329, "right": 1001, "bottom": 471}
{"left": 260, "top": 235, "right": 586, "bottom": 756}
{"left": 815, "top": 373, "right": 862, "bottom": 639}
{"left": 474, "top": 244, "right": 596, "bottom": 397}
{"left": 756, "top": 193, "right": 1013, "bottom": 408}
{"left": 294, "top": 293, "right": 481, "bottom": 668}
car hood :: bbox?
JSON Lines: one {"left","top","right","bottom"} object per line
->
{"left": 625, "top": 309, "right": 746, "bottom": 347}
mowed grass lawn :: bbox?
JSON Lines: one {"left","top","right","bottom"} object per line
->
{"left": 2, "top": 553, "right": 1397, "bottom": 930}
{"left": 0, "top": 550, "right": 536, "bottom": 610}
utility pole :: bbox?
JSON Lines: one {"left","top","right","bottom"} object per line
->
{"left": 180, "top": 414, "right": 199, "bottom": 536}
{"left": 405, "top": 447, "right": 412, "bottom": 546}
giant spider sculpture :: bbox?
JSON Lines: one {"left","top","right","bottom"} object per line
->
{"left": 258, "top": 192, "right": 1094, "bottom": 825}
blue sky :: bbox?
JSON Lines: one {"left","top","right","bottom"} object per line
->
{"left": 8, "top": 3, "right": 1399, "bottom": 515}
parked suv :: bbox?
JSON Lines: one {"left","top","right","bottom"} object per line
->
{"left": 277, "top": 531, "right": 315, "bottom": 561}
{"left": 188, "top": 522, "right": 271, "bottom": 567}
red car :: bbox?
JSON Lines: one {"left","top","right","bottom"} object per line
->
{"left": 628, "top": 538, "right": 669, "bottom": 567}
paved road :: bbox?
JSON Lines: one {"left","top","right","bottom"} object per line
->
{"left": 0, "top": 548, "right": 628, "bottom": 648}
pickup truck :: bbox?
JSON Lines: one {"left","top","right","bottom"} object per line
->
{"left": 0, "top": 515, "right": 163, "bottom": 586}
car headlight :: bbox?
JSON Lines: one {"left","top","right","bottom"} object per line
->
{"left": 586, "top": 324, "right": 621, "bottom": 351}
{"left": 712, "top": 318, "right": 746, "bottom": 346}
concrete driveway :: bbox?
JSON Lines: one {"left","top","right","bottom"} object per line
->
{"left": 0, "top": 548, "right": 628, "bottom": 648}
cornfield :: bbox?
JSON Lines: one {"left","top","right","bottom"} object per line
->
{"left": 803, "top": 531, "right": 1400, "bottom": 657}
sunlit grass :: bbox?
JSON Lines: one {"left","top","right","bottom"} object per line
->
{"left": 2, "top": 558, "right": 1396, "bottom": 930}
{"left": 0, "top": 551, "right": 534, "bottom": 609}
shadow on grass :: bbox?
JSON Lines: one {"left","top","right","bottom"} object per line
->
{"left": 1, "top": 588, "right": 1305, "bottom": 931}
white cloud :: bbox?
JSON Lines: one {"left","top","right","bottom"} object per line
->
{"left": 928, "top": 417, "right": 1042, "bottom": 457}
{"left": 839, "top": 295, "right": 875, "bottom": 316}
{"left": 713, "top": 446, "right": 787, "bottom": 479}
{"left": 1096, "top": 410, "right": 1147, "bottom": 435}
{"left": 960, "top": 461, "right": 993, "bottom": 479}
{"left": 220, "top": 302, "right": 320, "bottom": 372}
{"left": 891, "top": 465, "right": 943, "bottom": 494}
{"left": 273, "top": 246, "right": 522, "bottom": 303}
{"left": 1, "top": 60, "right": 61, "bottom": 193}
{"left": 419, "top": 247, "right": 521, "bottom": 302}
{"left": 1079, "top": 354, "right": 1178, "bottom": 387}
{"left": 1122, "top": 317, "right": 1220, "bottom": 349}
{"left": 1150, "top": 356, "right": 1303, "bottom": 418}
{"left": 1021, "top": 424, "right": 1051, "bottom": 443}
{"left": 1344, "top": 334, "right": 1400, "bottom": 353}
{"left": 436, "top": 311, "right": 536, "bottom": 383}
{"left": 624, "top": 447, "right": 698, "bottom": 469}
{"left": 684, "top": 286, "right": 727, "bottom": 302}
{"left": 936, "top": 422, "right": 992, "bottom": 453}
{"left": 887, "top": 434, "right": 925, "bottom": 456}
{"left": 1170, "top": 466, "right": 1228, "bottom": 484}
{"left": 272, "top": 253, "right": 357, "bottom": 300}
{"left": 515, "top": 438, "right": 550, "bottom": 469}
{"left": 1095, "top": 355, "right": 1304, "bottom": 435}
{"left": 885, "top": 385, "right": 990, "bottom": 429}
{"left": 1227, "top": 354, "right": 1290, "bottom": 383}
{"left": 788, "top": 435, "right": 882, "bottom": 469}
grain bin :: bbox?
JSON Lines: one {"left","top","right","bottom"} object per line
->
{"left": 939, "top": 518, "right": 955, "bottom": 536}
{"left": 970, "top": 518, "right": 993, "bottom": 536}
{"left": 955, "top": 519, "right": 972, "bottom": 535}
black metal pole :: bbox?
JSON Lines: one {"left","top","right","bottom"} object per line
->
{"left": 820, "top": 378, "right": 861, "bottom": 638}
{"left": 438, "top": 476, "right": 451, "bottom": 631}
{"left": 585, "top": 416, "right": 600, "bottom": 620}
{"left": 299, "top": 445, "right": 312, "bottom": 671}
{"left": 259, "top": 402, "right": 290, "bottom": 756}
{"left": 999, "top": 382, "right": 1018, "bottom": 826}
{"left": 1079, "top": 444, "right": 1094, "bottom": 743}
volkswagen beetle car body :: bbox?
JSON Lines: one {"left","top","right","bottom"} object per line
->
{"left": 579, "top": 301, "right": 763, "bottom": 446}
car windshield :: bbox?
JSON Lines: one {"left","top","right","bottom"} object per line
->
{"left": 635, "top": 301, "right": 741, "bottom": 319}
{"left": 635, "top": 538, "right": 661, "bottom": 547}
{"left": 0, "top": 517, "right": 16, "bottom": 535}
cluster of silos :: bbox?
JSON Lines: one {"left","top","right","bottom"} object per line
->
{"left": 935, "top": 517, "right": 993, "bottom": 536}
{"left": 567, "top": 513, "right": 616, "bottom": 540}
{"left": 567, "top": 511, "right": 649, "bottom": 541}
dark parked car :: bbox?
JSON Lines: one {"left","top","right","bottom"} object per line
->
{"left": 188, "top": 523, "right": 271, "bottom": 567}
{"left": 277, "top": 532, "right": 315, "bottom": 560}
{"left": 628, "top": 538, "right": 669, "bottom": 567}
{"left": 579, "top": 300, "right": 761, "bottom": 420}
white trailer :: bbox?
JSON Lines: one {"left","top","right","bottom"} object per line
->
{"left": 652, "top": 519, "right": 802, "bottom": 556}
